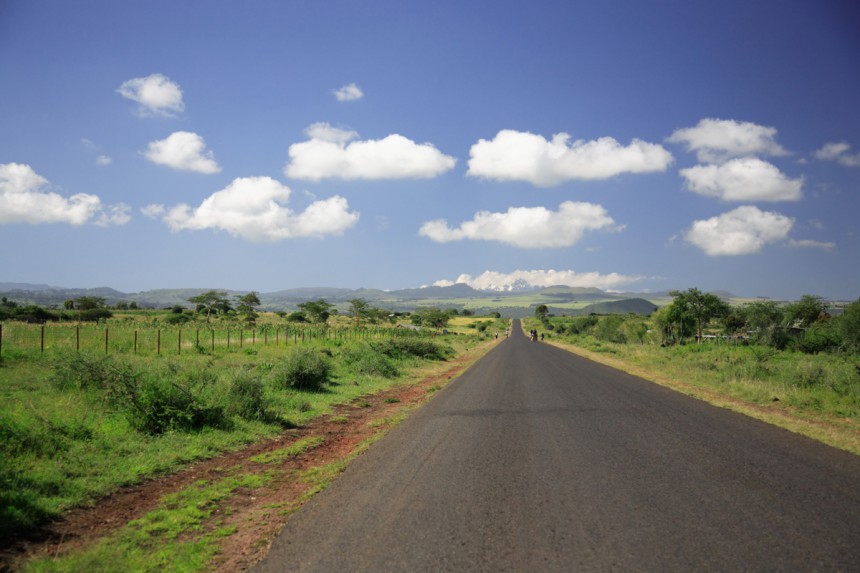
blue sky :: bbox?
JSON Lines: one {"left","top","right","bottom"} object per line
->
{"left": 1, "top": 0, "right": 858, "bottom": 300}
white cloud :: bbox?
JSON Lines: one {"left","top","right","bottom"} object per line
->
{"left": 96, "top": 155, "right": 112, "bottom": 166}
{"left": 117, "top": 73, "right": 184, "bottom": 117}
{"left": 679, "top": 158, "right": 803, "bottom": 202}
{"left": 684, "top": 206, "right": 794, "bottom": 256}
{"left": 0, "top": 162, "right": 128, "bottom": 226}
{"left": 158, "top": 176, "right": 359, "bottom": 241}
{"left": 94, "top": 204, "right": 131, "bottom": 227}
{"left": 143, "top": 131, "right": 221, "bottom": 174}
{"left": 433, "top": 269, "right": 644, "bottom": 291}
{"left": 284, "top": 122, "right": 456, "bottom": 180}
{"left": 419, "top": 201, "right": 618, "bottom": 248}
{"left": 141, "top": 204, "right": 166, "bottom": 219}
{"left": 332, "top": 83, "right": 364, "bottom": 102}
{"left": 787, "top": 239, "right": 836, "bottom": 250}
{"left": 667, "top": 118, "right": 788, "bottom": 163}
{"left": 466, "top": 130, "right": 673, "bottom": 186}
{"left": 813, "top": 142, "right": 860, "bottom": 167}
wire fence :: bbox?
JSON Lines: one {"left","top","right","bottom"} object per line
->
{"left": 0, "top": 322, "right": 417, "bottom": 359}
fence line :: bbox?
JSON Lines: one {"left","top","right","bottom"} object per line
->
{"left": 0, "top": 322, "right": 418, "bottom": 358}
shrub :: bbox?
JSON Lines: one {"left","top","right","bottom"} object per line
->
{"left": 791, "top": 322, "right": 841, "bottom": 354}
{"left": 271, "top": 348, "right": 332, "bottom": 391}
{"left": 117, "top": 374, "right": 226, "bottom": 435}
{"left": 51, "top": 354, "right": 134, "bottom": 392}
{"left": 340, "top": 344, "right": 400, "bottom": 378}
{"left": 371, "top": 338, "right": 452, "bottom": 361}
{"left": 165, "top": 313, "right": 192, "bottom": 325}
{"left": 227, "top": 371, "right": 268, "bottom": 420}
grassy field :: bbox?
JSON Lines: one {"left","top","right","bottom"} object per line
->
{"left": 525, "top": 318, "right": 860, "bottom": 455}
{"left": 1, "top": 313, "right": 508, "bottom": 570}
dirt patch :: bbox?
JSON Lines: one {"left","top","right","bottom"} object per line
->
{"left": 2, "top": 342, "right": 495, "bottom": 572}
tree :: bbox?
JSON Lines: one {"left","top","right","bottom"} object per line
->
{"left": 838, "top": 298, "right": 860, "bottom": 354}
{"left": 783, "top": 294, "right": 826, "bottom": 328}
{"left": 740, "top": 300, "right": 784, "bottom": 346}
{"left": 75, "top": 296, "right": 107, "bottom": 310}
{"left": 188, "top": 290, "right": 229, "bottom": 322}
{"left": 236, "top": 291, "right": 261, "bottom": 325}
{"left": 534, "top": 304, "right": 549, "bottom": 321}
{"left": 297, "top": 299, "right": 334, "bottom": 324}
{"left": 348, "top": 298, "right": 369, "bottom": 327}
{"left": 668, "top": 288, "right": 730, "bottom": 343}
{"left": 72, "top": 296, "right": 112, "bottom": 323}
{"left": 411, "top": 307, "right": 449, "bottom": 332}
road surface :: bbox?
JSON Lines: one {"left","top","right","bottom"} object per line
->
{"left": 252, "top": 320, "right": 860, "bottom": 572}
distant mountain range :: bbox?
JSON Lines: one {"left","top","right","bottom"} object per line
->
{"left": 0, "top": 282, "right": 729, "bottom": 317}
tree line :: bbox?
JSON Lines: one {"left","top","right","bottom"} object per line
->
{"left": 540, "top": 288, "right": 860, "bottom": 355}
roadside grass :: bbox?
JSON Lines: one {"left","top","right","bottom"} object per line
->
{"left": 23, "top": 473, "right": 272, "bottom": 573}
{"left": 529, "top": 320, "right": 860, "bottom": 454}
{"left": 249, "top": 436, "right": 325, "bottom": 464}
{"left": 0, "top": 331, "right": 484, "bottom": 546}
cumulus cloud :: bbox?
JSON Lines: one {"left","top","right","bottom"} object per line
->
{"left": 0, "top": 163, "right": 129, "bottom": 226}
{"left": 684, "top": 206, "right": 794, "bottom": 256}
{"left": 433, "top": 269, "right": 644, "bottom": 291}
{"left": 813, "top": 142, "right": 860, "bottom": 167}
{"left": 332, "top": 83, "right": 364, "bottom": 101}
{"left": 117, "top": 73, "right": 184, "bottom": 117}
{"left": 284, "top": 122, "right": 456, "bottom": 180}
{"left": 96, "top": 155, "right": 112, "bottom": 166}
{"left": 419, "top": 201, "right": 618, "bottom": 248}
{"left": 667, "top": 118, "right": 788, "bottom": 163}
{"left": 156, "top": 176, "right": 359, "bottom": 241}
{"left": 679, "top": 158, "right": 803, "bottom": 202}
{"left": 466, "top": 130, "right": 673, "bottom": 186}
{"left": 143, "top": 131, "right": 221, "bottom": 174}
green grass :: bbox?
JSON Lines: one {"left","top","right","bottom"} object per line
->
{"left": 23, "top": 473, "right": 272, "bottom": 573}
{"left": 0, "top": 331, "right": 477, "bottom": 543}
{"left": 532, "top": 318, "right": 860, "bottom": 453}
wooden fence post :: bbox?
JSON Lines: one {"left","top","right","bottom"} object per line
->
{"left": 157, "top": 330, "right": 161, "bottom": 355}
{"left": 134, "top": 330, "right": 138, "bottom": 354}
{"left": 41, "top": 326, "right": 45, "bottom": 353}
{"left": 76, "top": 326, "right": 80, "bottom": 352}
{"left": 178, "top": 330, "right": 182, "bottom": 355}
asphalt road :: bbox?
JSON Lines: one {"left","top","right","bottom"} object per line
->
{"left": 252, "top": 320, "right": 860, "bottom": 572}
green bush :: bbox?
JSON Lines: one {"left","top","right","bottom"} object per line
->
{"left": 119, "top": 374, "right": 226, "bottom": 435}
{"left": 51, "top": 354, "right": 134, "bottom": 392}
{"left": 371, "top": 337, "right": 452, "bottom": 361}
{"left": 339, "top": 344, "right": 400, "bottom": 378}
{"left": 226, "top": 371, "right": 268, "bottom": 420}
{"left": 270, "top": 348, "right": 332, "bottom": 391}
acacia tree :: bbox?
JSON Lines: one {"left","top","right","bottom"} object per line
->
{"left": 298, "top": 299, "right": 334, "bottom": 324}
{"left": 188, "top": 290, "right": 230, "bottom": 322}
{"left": 668, "top": 288, "right": 730, "bottom": 343}
{"left": 411, "top": 307, "right": 449, "bottom": 333}
{"left": 236, "top": 291, "right": 261, "bottom": 325}
{"left": 348, "top": 298, "right": 369, "bottom": 327}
